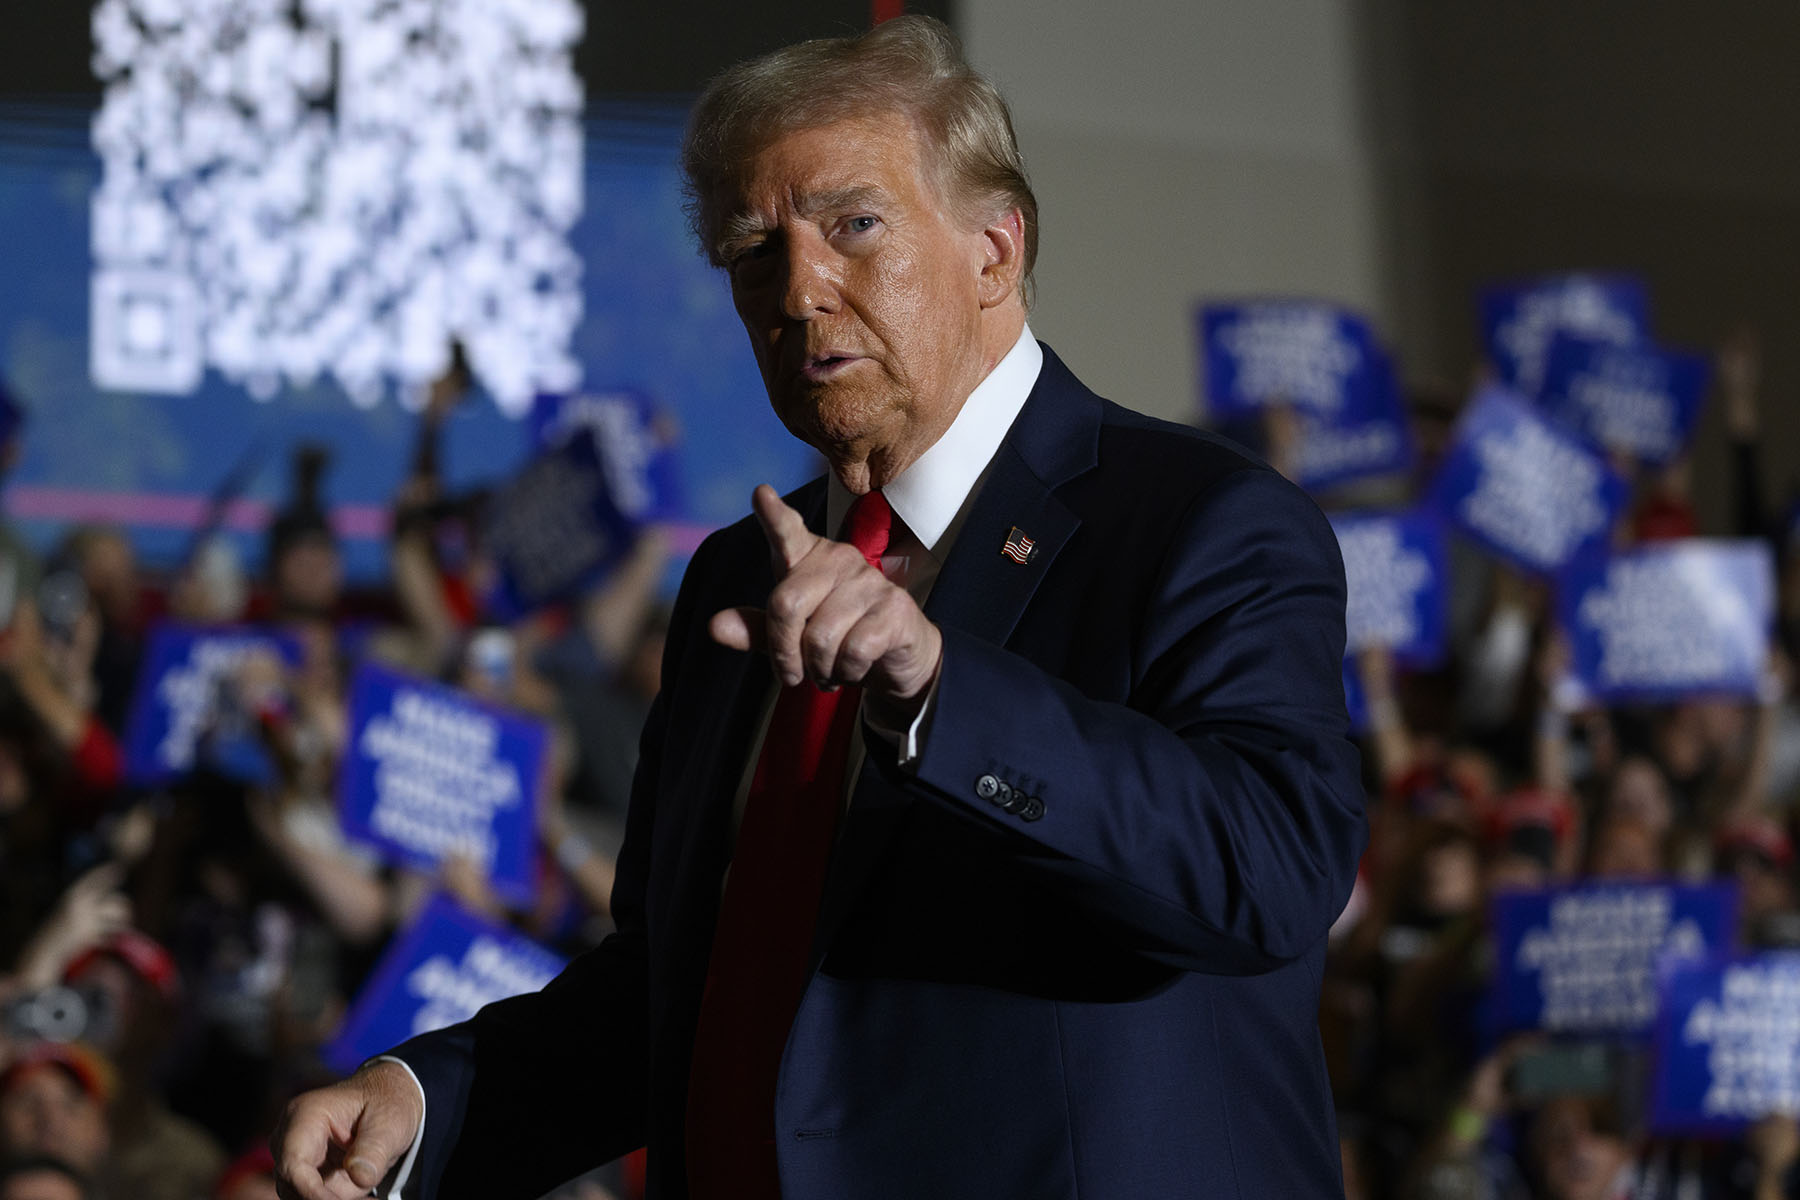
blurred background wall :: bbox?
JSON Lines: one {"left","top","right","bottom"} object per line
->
{"left": 1358, "top": 0, "right": 1800, "bottom": 533}
{"left": 962, "top": 0, "right": 1388, "bottom": 425}
{"left": 3, "top": 0, "right": 1798, "bottom": 553}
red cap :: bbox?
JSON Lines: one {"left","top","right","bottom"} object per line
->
{"left": 63, "top": 929, "right": 181, "bottom": 1004}
{"left": 1717, "top": 814, "right": 1794, "bottom": 868}
{"left": 1485, "top": 787, "right": 1575, "bottom": 846}
{"left": 0, "top": 1041, "right": 116, "bottom": 1105}
{"left": 215, "top": 1144, "right": 276, "bottom": 1198}
{"left": 1390, "top": 763, "right": 1485, "bottom": 820}
{"left": 1633, "top": 496, "right": 1700, "bottom": 542}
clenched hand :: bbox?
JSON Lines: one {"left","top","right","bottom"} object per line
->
{"left": 273, "top": 1060, "right": 423, "bottom": 1200}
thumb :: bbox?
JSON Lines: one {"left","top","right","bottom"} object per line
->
{"left": 343, "top": 1112, "right": 410, "bottom": 1189}
{"left": 710, "top": 606, "right": 768, "bottom": 653}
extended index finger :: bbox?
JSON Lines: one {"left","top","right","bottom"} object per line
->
{"left": 751, "top": 484, "right": 820, "bottom": 573}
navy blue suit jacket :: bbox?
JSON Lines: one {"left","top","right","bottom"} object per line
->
{"left": 394, "top": 345, "right": 1367, "bottom": 1199}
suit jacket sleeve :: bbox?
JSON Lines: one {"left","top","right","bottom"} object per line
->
{"left": 904, "top": 465, "right": 1365, "bottom": 976}
{"left": 382, "top": 559, "right": 702, "bottom": 1199}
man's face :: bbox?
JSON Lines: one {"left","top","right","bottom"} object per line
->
{"left": 1, "top": 1167, "right": 86, "bottom": 1200}
{"left": 720, "top": 110, "right": 994, "bottom": 465}
{"left": 0, "top": 1068, "right": 109, "bottom": 1173}
{"left": 274, "top": 536, "right": 342, "bottom": 616}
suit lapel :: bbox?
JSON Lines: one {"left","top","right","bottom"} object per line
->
{"left": 922, "top": 344, "right": 1101, "bottom": 663}
{"left": 921, "top": 440, "right": 1079, "bottom": 646}
{"left": 810, "top": 344, "right": 1102, "bottom": 970}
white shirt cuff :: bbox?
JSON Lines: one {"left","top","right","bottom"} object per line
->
{"left": 369, "top": 1056, "right": 427, "bottom": 1198}
{"left": 863, "top": 674, "right": 938, "bottom": 771}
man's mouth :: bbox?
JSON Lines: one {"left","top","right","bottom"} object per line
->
{"left": 800, "top": 353, "right": 861, "bottom": 381}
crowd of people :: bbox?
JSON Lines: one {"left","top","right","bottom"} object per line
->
{"left": 1306, "top": 330, "right": 1800, "bottom": 1200}
{"left": 0, "top": 368, "right": 660, "bottom": 1200}
{"left": 0, "top": 319, "right": 1795, "bottom": 1200}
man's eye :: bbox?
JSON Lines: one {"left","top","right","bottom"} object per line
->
{"left": 842, "top": 215, "right": 879, "bottom": 235}
{"left": 729, "top": 241, "right": 773, "bottom": 269}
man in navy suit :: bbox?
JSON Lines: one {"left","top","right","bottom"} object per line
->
{"left": 274, "top": 15, "right": 1365, "bottom": 1200}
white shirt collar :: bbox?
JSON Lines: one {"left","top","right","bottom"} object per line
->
{"left": 827, "top": 323, "right": 1043, "bottom": 554}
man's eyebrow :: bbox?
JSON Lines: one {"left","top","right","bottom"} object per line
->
{"left": 793, "top": 185, "right": 889, "bottom": 217}
{"left": 716, "top": 185, "right": 892, "bottom": 256}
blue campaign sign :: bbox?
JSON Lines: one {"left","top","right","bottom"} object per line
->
{"left": 483, "top": 428, "right": 640, "bottom": 620}
{"left": 1559, "top": 540, "right": 1775, "bottom": 704}
{"left": 1292, "top": 410, "right": 1414, "bottom": 494}
{"left": 338, "top": 662, "right": 550, "bottom": 903}
{"left": 1291, "top": 349, "right": 1415, "bottom": 493}
{"left": 1331, "top": 510, "right": 1449, "bottom": 667}
{"left": 1537, "top": 334, "right": 1711, "bottom": 465}
{"left": 1430, "top": 386, "right": 1629, "bottom": 577}
{"left": 322, "top": 893, "right": 565, "bottom": 1075}
{"left": 121, "top": 624, "right": 303, "bottom": 785}
{"left": 1480, "top": 273, "right": 1651, "bottom": 396}
{"left": 1199, "top": 300, "right": 1388, "bottom": 421}
{"left": 1651, "top": 953, "right": 1800, "bottom": 1136}
{"left": 527, "top": 389, "right": 685, "bottom": 522}
{"left": 1489, "top": 881, "right": 1739, "bottom": 1036}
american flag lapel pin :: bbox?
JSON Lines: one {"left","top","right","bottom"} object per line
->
{"left": 1000, "top": 526, "right": 1037, "bottom": 565}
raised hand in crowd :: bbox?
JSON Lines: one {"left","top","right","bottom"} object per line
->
{"left": 0, "top": 600, "right": 99, "bottom": 754}
{"left": 538, "top": 734, "right": 617, "bottom": 922}
{"left": 1358, "top": 644, "right": 1416, "bottom": 790}
{"left": 1719, "top": 326, "right": 1762, "bottom": 443}
{"left": 9, "top": 861, "right": 132, "bottom": 991}
{"left": 1402, "top": 1034, "right": 1543, "bottom": 1198}
{"left": 1746, "top": 1114, "right": 1800, "bottom": 1200}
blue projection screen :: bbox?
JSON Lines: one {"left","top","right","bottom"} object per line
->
{"left": 0, "top": 101, "right": 815, "bottom": 583}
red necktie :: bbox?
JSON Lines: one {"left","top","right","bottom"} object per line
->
{"left": 686, "top": 490, "right": 893, "bottom": 1200}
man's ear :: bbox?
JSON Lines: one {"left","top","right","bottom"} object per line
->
{"left": 976, "top": 207, "right": 1026, "bottom": 310}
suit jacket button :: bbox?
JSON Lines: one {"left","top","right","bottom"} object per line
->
{"left": 976, "top": 774, "right": 1001, "bottom": 800}
{"left": 1019, "top": 796, "right": 1045, "bottom": 821}
{"left": 996, "top": 784, "right": 1023, "bottom": 812}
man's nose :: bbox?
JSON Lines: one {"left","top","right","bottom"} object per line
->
{"left": 779, "top": 238, "right": 839, "bottom": 320}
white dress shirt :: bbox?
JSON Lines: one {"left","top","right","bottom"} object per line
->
{"left": 377, "top": 324, "right": 1043, "bottom": 1199}
{"left": 745, "top": 321, "right": 1043, "bottom": 813}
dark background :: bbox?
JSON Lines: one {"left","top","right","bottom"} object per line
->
{"left": 0, "top": 2, "right": 955, "bottom": 100}
{"left": 6, "top": 0, "right": 1798, "bottom": 522}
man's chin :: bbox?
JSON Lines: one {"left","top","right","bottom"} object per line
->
{"left": 773, "top": 389, "right": 904, "bottom": 455}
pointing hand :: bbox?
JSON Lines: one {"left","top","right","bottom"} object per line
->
{"left": 710, "top": 485, "right": 941, "bottom": 723}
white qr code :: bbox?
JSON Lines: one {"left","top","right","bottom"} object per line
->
{"left": 90, "top": 0, "right": 586, "bottom": 414}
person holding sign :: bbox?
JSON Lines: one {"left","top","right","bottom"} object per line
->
{"left": 273, "top": 17, "right": 1364, "bottom": 1200}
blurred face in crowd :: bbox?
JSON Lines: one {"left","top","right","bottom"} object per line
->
{"left": 273, "top": 534, "right": 343, "bottom": 618}
{"left": 62, "top": 956, "right": 159, "bottom": 1064}
{"left": 1588, "top": 818, "right": 1662, "bottom": 880}
{"left": 1530, "top": 1097, "right": 1633, "bottom": 1200}
{"left": 1418, "top": 839, "right": 1482, "bottom": 919}
{"left": 1656, "top": 700, "right": 1745, "bottom": 782}
{"left": 721, "top": 109, "right": 1014, "bottom": 485}
{"left": 1487, "top": 851, "right": 1549, "bottom": 894}
{"left": 74, "top": 531, "right": 136, "bottom": 625}
{"left": 0, "top": 1167, "right": 86, "bottom": 1200}
{"left": 0, "top": 1068, "right": 109, "bottom": 1173}
{"left": 0, "top": 738, "right": 28, "bottom": 815}
{"left": 1606, "top": 757, "right": 1671, "bottom": 836}
{"left": 218, "top": 1174, "right": 279, "bottom": 1200}
{"left": 1650, "top": 456, "right": 1691, "bottom": 499}
{"left": 1724, "top": 847, "right": 1794, "bottom": 924}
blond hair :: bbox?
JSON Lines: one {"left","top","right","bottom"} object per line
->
{"left": 681, "top": 15, "right": 1037, "bottom": 301}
